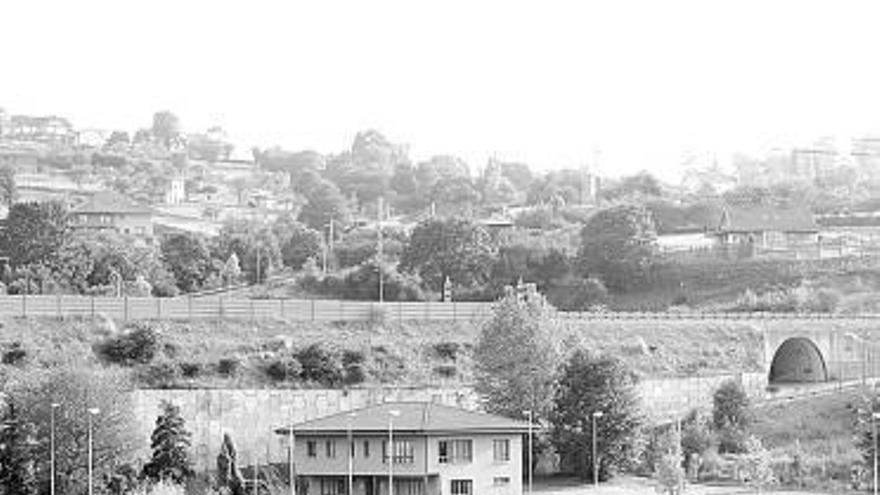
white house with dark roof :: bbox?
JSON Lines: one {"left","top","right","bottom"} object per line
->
{"left": 713, "top": 204, "right": 819, "bottom": 252}
{"left": 276, "top": 402, "right": 530, "bottom": 495}
{"left": 70, "top": 191, "right": 155, "bottom": 241}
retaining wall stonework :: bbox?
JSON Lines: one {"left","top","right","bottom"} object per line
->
{"left": 133, "top": 373, "right": 770, "bottom": 471}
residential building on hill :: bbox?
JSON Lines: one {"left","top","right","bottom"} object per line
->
{"left": 276, "top": 402, "right": 529, "bottom": 495}
{"left": 70, "top": 191, "right": 155, "bottom": 241}
{"left": 2, "top": 115, "right": 76, "bottom": 145}
{"left": 712, "top": 204, "right": 819, "bottom": 257}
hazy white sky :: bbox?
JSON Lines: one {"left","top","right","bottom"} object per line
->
{"left": 4, "top": 0, "right": 880, "bottom": 180}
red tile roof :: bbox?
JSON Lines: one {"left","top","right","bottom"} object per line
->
{"left": 276, "top": 402, "right": 531, "bottom": 435}
{"left": 72, "top": 191, "right": 154, "bottom": 215}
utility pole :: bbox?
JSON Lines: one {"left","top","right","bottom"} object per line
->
{"left": 378, "top": 196, "right": 384, "bottom": 303}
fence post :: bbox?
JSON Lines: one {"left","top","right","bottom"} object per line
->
{"left": 219, "top": 297, "right": 224, "bottom": 319}
{"left": 157, "top": 297, "right": 162, "bottom": 319}
{"left": 21, "top": 294, "right": 26, "bottom": 318}
{"left": 453, "top": 301, "right": 457, "bottom": 321}
{"left": 188, "top": 295, "right": 193, "bottom": 319}
{"left": 310, "top": 299, "right": 315, "bottom": 321}
{"left": 280, "top": 298, "right": 285, "bottom": 319}
{"left": 91, "top": 296, "right": 95, "bottom": 319}
{"left": 124, "top": 296, "right": 129, "bottom": 321}
{"left": 56, "top": 294, "right": 62, "bottom": 320}
{"left": 250, "top": 299, "right": 255, "bottom": 322}
{"left": 339, "top": 299, "right": 343, "bottom": 322}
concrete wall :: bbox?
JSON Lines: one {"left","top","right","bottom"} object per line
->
{"left": 134, "top": 373, "right": 770, "bottom": 472}
{"left": 133, "top": 388, "right": 478, "bottom": 472}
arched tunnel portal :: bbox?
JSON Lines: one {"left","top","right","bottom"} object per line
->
{"left": 768, "top": 337, "right": 828, "bottom": 384}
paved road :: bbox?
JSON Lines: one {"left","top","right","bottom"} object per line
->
{"left": 534, "top": 476, "right": 834, "bottom": 495}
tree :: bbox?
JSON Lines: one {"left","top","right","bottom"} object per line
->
{"left": 152, "top": 111, "right": 181, "bottom": 148}
{"left": 215, "top": 220, "right": 282, "bottom": 284}
{"left": 280, "top": 222, "right": 323, "bottom": 270}
{"left": 653, "top": 427, "right": 685, "bottom": 495}
{"left": 712, "top": 379, "right": 751, "bottom": 431}
{"left": 0, "top": 166, "right": 16, "bottom": 207}
{"left": 105, "top": 131, "right": 131, "bottom": 149}
{"left": 474, "top": 290, "right": 561, "bottom": 468}
{"left": 220, "top": 253, "right": 242, "bottom": 287}
{"left": 577, "top": 204, "right": 657, "bottom": 292}
{"left": 11, "top": 366, "right": 140, "bottom": 495}
{"left": 738, "top": 436, "right": 775, "bottom": 494}
{"left": 713, "top": 379, "right": 752, "bottom": 454}
{"left": 53, "top": 230, "right": 164, "bottom": 294}
{"left": 161, "top": 233, "right": 214, "bottom": 293}
{"left": 0, "top": 201, "right": 68, "bottom": 268}
{"left": 142, "top": 400, "right": 194, "bottom": 485}
{"left": 298, "top": 177, "right": 351, "bottom": 232}
{"left": 550, "top": 350, "right": 642, "bottom": 482}
{"left": 601, "top": 171, "right": 663, "bottom": 201}
{"left": 216, "top": 434, "right": 246, "bottom": 495}
{"left": 0, "top": 400, "right": 38, "bottom": 495}
{"left": 399, "top": 218, "right": 497, "bottom": 292}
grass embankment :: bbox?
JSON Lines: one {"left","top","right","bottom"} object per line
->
{"left": 751, "top": 389, "right": 868, "bottom": 492}
{"left": 0, "top": 316, "right": 769, "bottom": 390}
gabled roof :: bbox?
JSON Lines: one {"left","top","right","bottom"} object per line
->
{"left": 718, "top": 205, "right": 818, "bottom": 233}
{"left": 71, "top": 191, "right": 154, "bottom": 215}
{"left": 276, "top": 402, "right": 531, "bottom": 435}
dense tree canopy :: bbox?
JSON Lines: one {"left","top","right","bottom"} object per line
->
{"left": 577, "top": 204, "right": 657, "bottom": 292}
{"left": 399, "top": 218, "right": 496, "bottom": 292}
{"left": 0, "top": 201, "right": 69, "bottom": 268}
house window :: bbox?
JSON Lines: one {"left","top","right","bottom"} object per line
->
{"left": 320, "top": 479, "right": 345, "bottom": 495}
{"left": 450, "top": 480, "right": 472, "bottom": 495}
{"left": 382, "top": 440, "right": 414, "bottom": 464}
{"left": 439, "top": 439, "right": 473, "bottom": 464}
{"left": 363, "top": 440, "right": 370, "bottom": 458}
{"left": 307, "top": 441, "right": 317, "bottom": 458}
{"left": 493, "top": 439, "right": 510, "bottom": 462}
{"left": 396, "top": 480, "right": 424, "bottom": 495}
{"left": 326, "top": 440, "right": 336, "bottom": 458}
{"left": 493, "top": 477, "right": 511, "bottom": 487}
{"left": 351, "top": 440, "right": 356, "bottom": 458}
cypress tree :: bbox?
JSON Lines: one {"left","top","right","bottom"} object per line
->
{"left": 142, "top": 400, "right": 194, "bottom": 484}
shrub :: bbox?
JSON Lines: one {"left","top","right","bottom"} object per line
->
{"left": 217, "top": 357, "right": 240, "bottom": 377}
{"left": 433, "top": 342, "right": 460, "bottom": 361}
{"left": 137, "top": 361, "right": 180, "bottom": 389}
{"left": 296, "top": 344, "right": 343, "bottom": 386}
{"left": 264, "top": 357, "right": 303, "bottom": 382}
{"left": 179, "top": 362, "right": 202, "bottom": 378}
{"left": 1, "top": 342, "right": 28, "bottom": 366}
{"left": 434, "top": 364, "right": 458, "bottom": 378}
{"left": 553, "top": 277, "right": 609, "bottom": 311}
{"left": 713, "top": 379, "right": 752, "bottom": 430}
{"left": 98, "top": 324, "right": 161, "bottom": 365}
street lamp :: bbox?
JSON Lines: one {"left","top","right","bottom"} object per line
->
{"left": 591, "top": 411, "right": 604, "bottom": 487}
{"left": 87, "top": 407, "right": 100, "bottom": 495}
{"left": 873, "top": 412, "right": 880, "bottom": 495}
{"left": 522, "top": 410, "right": 533, "bottom": 495}
{"left": 388, "top": 410, "right": 401, "bottom": 495}
{"left": 50, "top": 403, "right": 60, "bottom": 495}
{"left": 348, "top": 412, "right": 357, "bottom": 495}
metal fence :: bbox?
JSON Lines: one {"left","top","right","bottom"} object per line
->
{"left": 3, "top": 295, "right": 880, "bottom": 322}
{"left": 0, "top": 295, "right": 496, "bottom": 322}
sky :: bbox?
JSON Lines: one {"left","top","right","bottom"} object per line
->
{"left": 3, "top": 0, "right": 880, "bottom": 181}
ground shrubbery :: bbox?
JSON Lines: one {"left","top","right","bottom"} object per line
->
{"left": 97, "top": 323, "right": 161, "bottom": 365}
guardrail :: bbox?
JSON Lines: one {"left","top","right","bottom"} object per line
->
{"left": 3, "top": 294, "right": 880, "bottom": 322}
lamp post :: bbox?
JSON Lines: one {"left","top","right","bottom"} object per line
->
{"left": 288, "top": 423, "right": 296, "bottom": 495}
{"left": 87, "top": 407, "right": 100, "bottom": 495}
{"left": 522, "top": 410, "right": 533, "bottom": 495}
{"left": 591, "top": 411, "right": 604, "bottom": 487}
{"left": 50, "top": 403, "right": 60, "bottom": 495}
{"left": 388, "top": 410, "right": 400, "bottom": 495}
{"left": 873, "top": 412, "right": 880, "bottom": 495}
{"left": 348, "top": 412, "right": 357, "bottom": 495}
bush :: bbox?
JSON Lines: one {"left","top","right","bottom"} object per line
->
{"left": 434, "top": 364, "right": 458, "bottom": 378}
{"left": 296, "top": 344, "right": 343, "bottom": 386}
{"left": 433, "top": 342, "right": 461, "bottom": 361}
{"left": 342, "top": 351, "right": 367, "bottom": 385}
{"left": 713, "top": 379, "right": 752, "bottom": 430}
{"left": 553, "top": 277, "right": 609, "bottom": 311}
{"left": 264, "top": 357, "right": 303, "bottom": 382}
{"left": 179, "top": 362, "right": 202, "bottom": 378}
{"left": 217, "top": 357, "right": 240, "bottom": 377}
{"left": 98, "top": 324, "right": 161, "bottom": 365}
{"left": 137, "top": 361, "right": 180, "bottom": 389}
{"left": 1, "top": 342, "right": 28, "bottom": 365}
